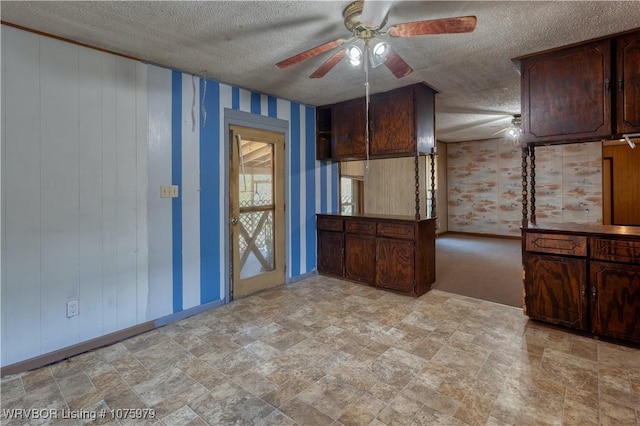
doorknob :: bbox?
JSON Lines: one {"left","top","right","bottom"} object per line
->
{"left": 231, "top": 216, "right": 239, "bottom": 225}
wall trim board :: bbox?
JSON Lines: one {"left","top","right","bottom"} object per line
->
{"left": 0, "top": 321, "right": 155, "bottom": 377}
{"left": 0, "top": 21, "right": 140, "bottom": 62}
{"left": 287, "top": 269, "right": 318, "bottom": 284}
{"left": 154, "top": 298, "right": 225, "bottom": 327}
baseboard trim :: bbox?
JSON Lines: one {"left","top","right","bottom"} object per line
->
{"left": 439, "top": 231, "right": 522, "bottom": 240}
{"left": 0, "top": 321, "right": 154, "bottom": 377}
{"left": 288, "top": 270, "right": 318, "bottom": 284}
{"left": 154, "top": 299, "right": 225, "bottom": 327}
{"left": 1, "top": 299, "right": 227, "bottom": 378}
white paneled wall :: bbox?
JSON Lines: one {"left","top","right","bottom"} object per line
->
{"left": 1, "top": 26, "right": 149, "bottom": 367}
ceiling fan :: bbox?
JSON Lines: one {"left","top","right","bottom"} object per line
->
{"left": 275, "top": 0, "right": 477, "bottom": 78}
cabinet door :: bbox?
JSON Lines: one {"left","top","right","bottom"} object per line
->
{"left": 375, "top": 238, "right": 414, "bottom": 293}
{"left": 345, "top": 235, "right": 376, "bottom": 283}
{"left": 370, "top": 87, "right": 415, "bottom": 156}
{"left": 332, "top": 99, "right": 366, "bottom": 159}
{"left": 616, "top": 31, "right": 640, "bottom": 134}
{"left": 523, "top": 253, "right": 588, "bottom": 330}
{"left": 521, "top": 40, "right": 612, "bottom": 143}
{"left": 317, "top": 231, "right": 344, "bottom": 276}
{"left": 590, "top": 261, "right": 640, "bottom": 343}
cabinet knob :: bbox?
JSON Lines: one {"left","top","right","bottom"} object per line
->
{"left": 618, "top": 79, "right": 624, "bottom": 92}
{"left": 592, "top": 286, "right": 597, "bottom": 299}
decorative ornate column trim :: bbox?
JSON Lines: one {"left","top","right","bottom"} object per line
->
{"left": 529, "top": 145, "right": 536, "bottom": 224}
{"left": 521, "top": 145, "right": 530, "bottom": 227}
{"left": 429, "top": 149, "right": 437, "bottom": 220}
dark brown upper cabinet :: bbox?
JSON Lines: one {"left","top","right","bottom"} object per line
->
{"left": 316, "top": 83, "right": 436, "bottom": 160}
{"left": 332, "top": 98, "right": 367, "bottom": 159}
{"left": 616, "top": 31, "right": 640, "bottom": 134}
{"left": 517, "top": 29, "right": 640, "bottom": 145}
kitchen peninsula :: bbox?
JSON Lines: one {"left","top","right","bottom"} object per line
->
{"left": 517, "top": 28, "right": 640, "bottom": 344}
{"left": 315, "top": 83, "right": 438, "bottom": 296}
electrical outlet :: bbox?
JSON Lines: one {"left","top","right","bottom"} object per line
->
{"left": 66, "top": 300, "right": 79, "bottom": 318}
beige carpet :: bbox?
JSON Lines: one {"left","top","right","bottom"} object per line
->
{"left": 434, "top": 233, "right": 523, "bottom": 308}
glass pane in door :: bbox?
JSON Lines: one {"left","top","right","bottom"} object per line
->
{"left": 238, "top": 139, "right": 275, "bottom": 279}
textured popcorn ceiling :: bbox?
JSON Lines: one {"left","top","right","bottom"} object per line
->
{"left": 2, "top": 1, "right": 640, "bottom": 142}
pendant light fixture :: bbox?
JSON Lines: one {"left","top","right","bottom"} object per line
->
{"left": 506, "top": 114, "right": 522, "bottom": 138}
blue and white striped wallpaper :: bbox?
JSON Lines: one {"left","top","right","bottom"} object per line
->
{"left": 147, "top": 65, "right": 339, "bottom": 318}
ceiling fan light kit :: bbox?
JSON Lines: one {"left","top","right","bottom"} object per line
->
{"left": 368, "top": 38, "right": 390, "bottom": 68}
{"left": 275, "top": 0, "right": 477, "bottom": 79}
{"left": 345, "top": 44, "right": 363, "bottom": 66}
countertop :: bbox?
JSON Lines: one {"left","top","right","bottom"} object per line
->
{"left": 522, "top": 222, "right": 640, "bottom": 237}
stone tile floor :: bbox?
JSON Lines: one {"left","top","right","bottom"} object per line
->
{"left": 1, "top": 275, "right": 639, "bottom": 425}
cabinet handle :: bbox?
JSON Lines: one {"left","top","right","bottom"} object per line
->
{"left": 604, "top": 79, "right": 611, "bottom": 92}
{"left": 618, "top": 79, "right": 624, "bottom": 92}
{"left": 591, "top": 286, "right": 597, "bottom": 299}
{"left": 581, "top": 285, "right": 586, "bottom": 298}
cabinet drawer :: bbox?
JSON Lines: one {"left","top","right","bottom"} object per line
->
{"left": 345, "top": 220, "right": 376, "bottom": 235}
{"left": 377, "top": 222, "right": 415, "bottom": 240}
{"left": 525, "top": 232, "right": 587, "bottom": 257}
{"left": 591, "top": 238, "right": 640, "bottom": 263}
{"left": 317, "top": 216, "right": 343, "bottom": 232}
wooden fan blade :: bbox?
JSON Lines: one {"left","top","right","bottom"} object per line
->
{"left": 387, "top": 16, "right": 477, "bottom": 38}
{"left": 276, "top": 38, "right": 346, "bottom": 69}
{"left": 310, "top": 49, "right": 346, "bottom": 78}
{"left": 384, "top": 47, "right": 413, "bottom": 78}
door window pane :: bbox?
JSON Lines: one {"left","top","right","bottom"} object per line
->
{"left": 238, "top": 140, "right": 275, "bottom": 279}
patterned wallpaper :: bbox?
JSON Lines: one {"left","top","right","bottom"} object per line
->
{"left": 447, "top": 139, "right": 602, "bottom": 237}
{"left": 534, "top": 142, "right": 603, "bottom": 225}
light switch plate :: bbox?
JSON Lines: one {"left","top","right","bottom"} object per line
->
{"left": 161, "top": 185, "right": 179, "bottom": 198}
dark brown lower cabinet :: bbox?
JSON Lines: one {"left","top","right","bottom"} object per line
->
{"left": 345, "top": 234, "right": 375, "bottom": 283}
{"left": 376, "top": 238, "right": 415, "bottom": 293}
{"left": 523, "top": 225, "right": 640, "bottom": 344}
{"left": 590, "top": 261, "right": 640, "bottom": 342}
{"left": 317, "top": 230, "right": 344, "bottom": 277}
{"left": 317, "top": 214, "right": 436, "bottom": 296}
{"left": 524, "top": 254, "right": 588, "bottom": 330}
